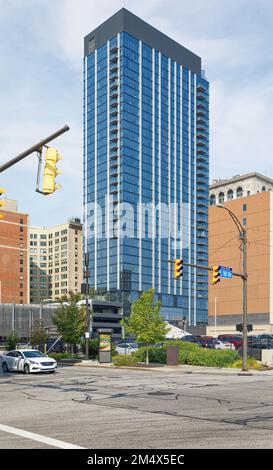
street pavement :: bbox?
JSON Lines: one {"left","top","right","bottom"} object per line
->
{"left": 1, "top": 365, "right": 273, "bottom": 449}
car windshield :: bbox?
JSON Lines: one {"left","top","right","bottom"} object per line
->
{"left": 22, "top": 351, "right": 46, "bottom": 358}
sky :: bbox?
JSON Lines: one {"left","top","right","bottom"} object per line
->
{"left": 0, "top": 0, "right": 273, "bottom": 226}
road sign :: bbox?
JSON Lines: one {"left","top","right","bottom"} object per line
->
{"left": 219, "top": 266, "right": 233, "bottom": 279}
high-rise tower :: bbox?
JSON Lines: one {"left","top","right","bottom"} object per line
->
{"left": 84, "top": 9, "right": 209, "bottom": 327}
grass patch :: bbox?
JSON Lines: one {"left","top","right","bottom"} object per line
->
{"left": 48, "top": 352, "right": 82, "bottom": 360}
{"left": 229, "top": 357, "right": 266, "bottom": 370}
{"left": 112, "top": 355, "right": 139, "bottom": 367}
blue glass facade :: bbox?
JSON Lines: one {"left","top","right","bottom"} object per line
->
{"left": 84, "top": 27, "right": 209, "bottom": 326}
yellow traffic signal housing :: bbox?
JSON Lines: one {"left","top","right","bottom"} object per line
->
{"left": 0, "top": 187, "right": 6, "bottom": 219}
{"left": 174, "top": 259, "right": 183, "bottom": 279}
{"left": 42, "top": 147, "right": 62, "bottom": 195}
{"left": 212, "top": 266, "right": 220, "bottom": 285}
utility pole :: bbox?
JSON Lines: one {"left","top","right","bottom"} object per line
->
{"left": 241, "top": 230, "right": 248, "bottom": 371}
{"left": 216, "top": 204, "right": 248, "bottom": 371}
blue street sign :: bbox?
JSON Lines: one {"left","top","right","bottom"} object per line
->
{"left": 219, "top": 266, "right": 233, "bottom": 279}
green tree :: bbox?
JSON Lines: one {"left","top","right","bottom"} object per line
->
{"left": 122, "top": 289, "right": 170, "bottom": 364}
{"left": 53, "top": 291, "right": 86, "bottom": 355}
{"left": 30, "top": 320, "right": 48, "bottom": 351}
{"left": 6, "top": 331, "right": 19, "bottom": 351}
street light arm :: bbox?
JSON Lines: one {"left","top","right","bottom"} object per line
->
{"left": 216, "top": 204, "right": 244, "bottom": 234}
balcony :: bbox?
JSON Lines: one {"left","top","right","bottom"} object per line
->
{"left": 197, "top": 90, "right": 208, "bottom": 101}
{"left": 110, "top": 90, "right": 118, "bottom": 99}
{"left": 110, "top": 116, "right": 118, "bottom": 125}
{"left": 110, "top": 45, "right": 118, "bottom": 53}
{"left": 110, "top": 79, "right": 118, "bottom": 90}
{"left": 197, "top": 109, "right": 206, "bottom": 118}
{"left": 110, "top": 63, "right": 118, "bottom": 73}
{"left": 197, "top": 102, "right": 207, "bottom": 111}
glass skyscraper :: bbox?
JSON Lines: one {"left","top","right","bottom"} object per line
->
{"left": 83, "top": 9, "right": 209, "bottom": 327}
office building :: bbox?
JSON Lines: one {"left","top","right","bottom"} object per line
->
{"left": 30, "top": 218, "right": 83, "bottom": 303}
{"left": 84, "top": 8, "right": 209, "bottom": 325}
{"left": 0, "top": 200, "right": 29, "bottom": 304}
{"left": 209, "top": 173, "right": 273, "bottom": 334}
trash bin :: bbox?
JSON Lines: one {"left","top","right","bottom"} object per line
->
{"left": 167, "top": 345, "right": 179, "bottom": 366}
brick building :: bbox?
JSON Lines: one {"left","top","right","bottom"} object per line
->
{"left": 209, "top": 173, "right": 273, "bottom": 335}
{"left": 0, "top": 200, "right": 29, "bottom": 303}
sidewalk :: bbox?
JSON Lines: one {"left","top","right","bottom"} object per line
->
{"left": 74, "top": 360, "right": 273, "bottom": 376}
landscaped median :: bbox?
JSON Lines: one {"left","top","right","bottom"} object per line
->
{"left": 112, "top": 341, "right": 264, "bottom": 369}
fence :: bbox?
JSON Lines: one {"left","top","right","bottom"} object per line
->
{"left": 0, "top": 304, "right": 57, "bottom": 340}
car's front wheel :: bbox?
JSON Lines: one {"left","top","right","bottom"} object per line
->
{"left": 2, "top": 362, "right": 9, "bottom": 373}
{"left": 24, "top": 364, "right": 30, "bottom": 374}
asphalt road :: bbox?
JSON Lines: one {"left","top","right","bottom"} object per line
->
{"left": 1, "top": 365, "right": 273, "bottom": 449}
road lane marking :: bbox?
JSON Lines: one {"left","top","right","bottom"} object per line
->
{"left": 0, "top": 424, "right": 85, "bottom": 449}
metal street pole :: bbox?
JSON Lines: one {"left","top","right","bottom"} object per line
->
{"left": 242, "top": 230, "right": 248, "bottom": 371}
{"left": 216, "top": 204, "right": 248, "bottom": 371}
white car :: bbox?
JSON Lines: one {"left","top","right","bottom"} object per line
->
{"left": 213, "top": 340, "right": 235, "bottom": 350}
{"left": 115, "top": 342, "right": 138, "bottom": 355}
{"left": 1, "top": 349, "right": 57, "bottom": 374}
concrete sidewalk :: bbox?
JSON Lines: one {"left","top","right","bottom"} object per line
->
{"left": 75, "top": 360, "right": 273, "bottom": 376}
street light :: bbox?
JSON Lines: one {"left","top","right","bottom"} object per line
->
{"left": 216, "top": 203, "right": 248, "bottom": 371}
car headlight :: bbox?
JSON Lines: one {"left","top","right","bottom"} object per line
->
{"left": 29, "top": 360, "right": 37, "bottom": 364}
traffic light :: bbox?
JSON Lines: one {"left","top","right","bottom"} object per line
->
{"left": 212, "top": 266, "right": 220, "bottom": 285}
{"left": 42, "top": 147, "right": 62, "bottom": 195}
{"left": 174, "top": 259, "right": 183, "bottom": 279}
{"left": 0, "top": 187, "right": 6, "bottom": 219}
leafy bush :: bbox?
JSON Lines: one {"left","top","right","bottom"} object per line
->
{"left": 133, "top": 346, "right": 167, "bottom": 364}
{"left": 114, "top": 341, "right": 239, "bottom": 368}
{"left": 48, "top": 352, "right": 81, "bottom": 360}
{"left": 6, "top": 331, "right": 19, "bottom": 351}
{"left": 112, "top": 355, "right": 139, "bottom": 367}
{"left": 185, "top": 348, "right": 239, "bottom": 367}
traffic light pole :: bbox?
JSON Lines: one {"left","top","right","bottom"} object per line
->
{"left": 0, "top": 125, "right": 69, "bottom": 174}
{"left": 242, "top": 230, "right": 248, "bottom": 372}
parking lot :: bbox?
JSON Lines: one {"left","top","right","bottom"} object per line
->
{"left": 1, "top": 365, "right": 273, "bottom": 449}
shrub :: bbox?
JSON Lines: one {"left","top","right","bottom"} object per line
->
{"left": 133, "top": 346, "right": 167, "bottom": 364}
{"left": 6, "top": 331, "right": 19, "bottom": 351}
{"left": 112, "top": 355, "right": 139, "bottom": 367}
{"left": 185, "top": 348, "right": 239, "bottom": 367}
{"left": 48, "top": 352, "right": 81, "bottom": 360}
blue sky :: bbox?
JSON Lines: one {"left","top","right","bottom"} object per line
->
{"left": 0, "top": 0, "right": 273, "bottom": 226}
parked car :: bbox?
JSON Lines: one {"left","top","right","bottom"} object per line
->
{"left": 0, "top": 349, "right": 57, "bottom": 374}
{"left": 207, "top": 339, "right": 235, "bottom": 350}
{"left": 115, "top": 342, "right": 138, "bottom": 355}
{"left": 197, "top": 338, "right": 210, "bottom": 348}
{"left": 180, "top": 335, "right": 200, "bottom": 343}
{"left": 218, "top": 334, "right": 243, "bottom": 349}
